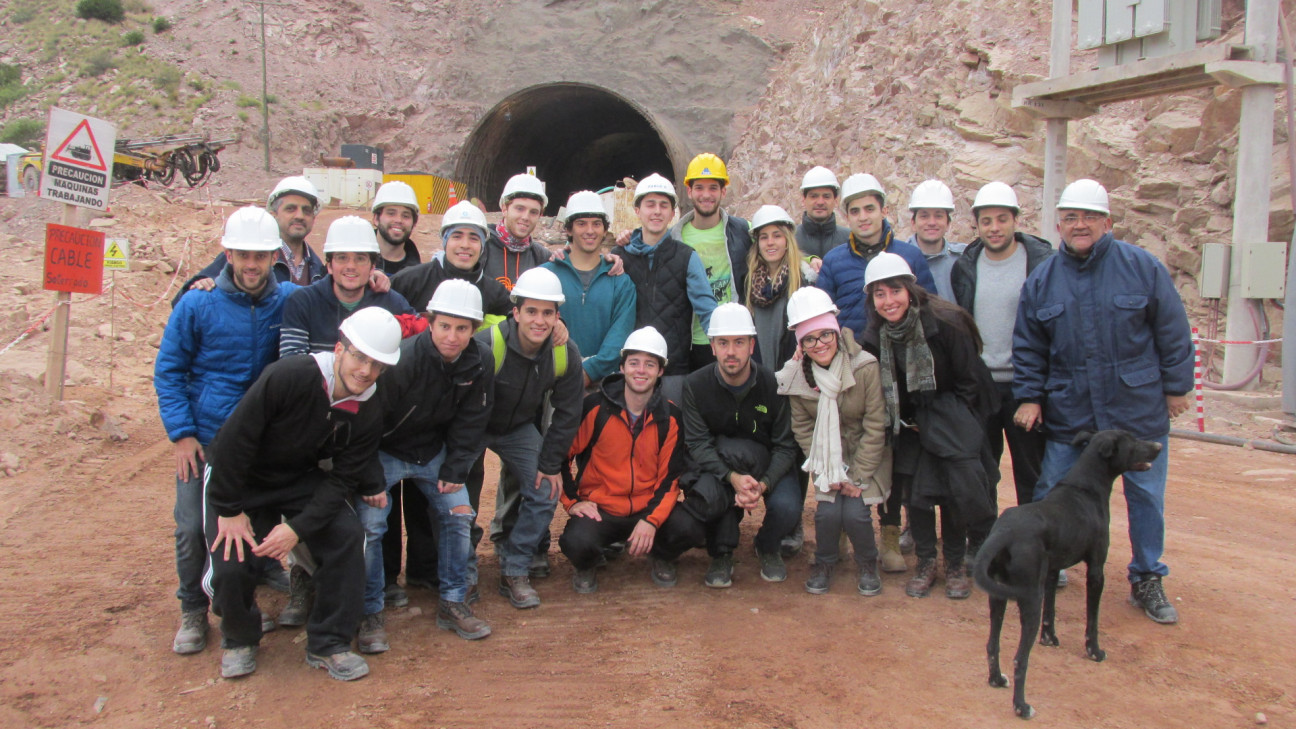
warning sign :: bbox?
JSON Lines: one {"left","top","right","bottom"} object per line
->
{"left": 40, "top": 108, "right": 117, "bottom": 211}
{"left": 104, "top": 238, "right": 130, "bottom": 270}
{"left": 44, "top": 223, "right": 105, "bottom": 294}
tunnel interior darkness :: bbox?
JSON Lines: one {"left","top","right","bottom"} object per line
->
{"left": 455, "top": 84, "right": 678, "bottom": 215}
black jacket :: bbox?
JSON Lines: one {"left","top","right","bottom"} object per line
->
{"left": 377, "top": 332, "right": 494, "bottom": 484}
{"left": 389, "top": 255, "right": 512, "bottom": 317}
{"left": 378, "top": 238, "right": 423, "bottom": 277}
{"left": 206, "top": 354, "right": 383, "bottom": 540}
{"left": 681, "top": 362, "right": 797, "bottom": 488}
{"left": 795, "top": 212, "right": 850, "bottom": 260}
{"left": 949, "top": 232, "right": 1054, "bottom": 314}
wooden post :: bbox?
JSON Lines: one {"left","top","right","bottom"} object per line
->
{"left": 44, "top": 203, "right": 76, "bottom": 399}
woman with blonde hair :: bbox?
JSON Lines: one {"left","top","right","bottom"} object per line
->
{"left": 742, "top": 205, "right": 817, "bottom": 371}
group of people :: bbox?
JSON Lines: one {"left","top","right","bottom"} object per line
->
{"left": 155, "top": 152, "right": 1194, "bottom": 683}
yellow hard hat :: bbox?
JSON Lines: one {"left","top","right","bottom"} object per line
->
{"left": 684, "top": 153, "right": 729, "bottom": 186}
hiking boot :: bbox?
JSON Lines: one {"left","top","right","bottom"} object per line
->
{"left": 704, "top": 553, "right": 734, "bottom": 588}
{"left": 173, "top": 609, "right": 209, "bottom": 655}
{"left": 1057, "top": 569, "right": 1069, "bottom": 588}
{"left": 899, "top": 525, "right": 915, "bottom": 555}
{"left": 465, "top": 582, "right": 480, "bottom": 605}
{"left": 220, "top": 646, "right": 257, "bottom": 679}
{"left": 905, "top": 558, "right": 938, "bottom": 598}
{"left": 277, "top": 565, "right": 313, "bottom": 628}
{"left": 529, "top": 552, "right": 552, "bottom": 579}
{"left": 945, "top": 562, "right": 971, "bottom": 600}
{"left": 498, "top": 574, "right": 541, "bottom": 609}
{"left": 260, "top": 608, "right": 276, "bottom": 634}
{"left": 384, "top": 582, "right": 409, "bottom": 609}
{"left": 306, "top": 650, "right": 370, "bottom": 681}
{"left": 857, "top": 560, "right": 882, "bottom": 596}
{"left": 758, "top": 548, "right": 788, "bottom": 583}
{"left": 572, "top": 568, "right": 598, "bottom": 594}
{"left": 805, "top": 561, "right": 833, "bottom": 595}
{"left": 1130, "top": 576, "right": 1179, "bottom": 624}
{"left": 879, "top": 526, "right": 908, "bottom": 573}
{"left": 650, "top": 558, "right": 677, "bottom": 588}
{"left": 436, "top": 599, "right": 492, "bottom": 640}
{"left": 780, "top": 522, "right": 805, "bottom": 558}
{"left": 259, "top": 563, "right": 290, "bottom": 593}
{"left": 357, "top": 612, "right": 389, "bottom": 654}
{"left": 405, "top": 575, "right": 438, "bottom": 591}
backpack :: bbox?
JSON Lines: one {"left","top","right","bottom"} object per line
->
{"left": 569, "top": 400, "right": 672, "bottom": 488}
{"left": 489, "top": 322, "right": 567, "bottom": 377}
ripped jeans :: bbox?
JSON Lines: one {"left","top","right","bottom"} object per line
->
{"left": 360, "top": 448, "right": 475, "bottom": 611}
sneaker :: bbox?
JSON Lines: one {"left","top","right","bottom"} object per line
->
{"left": 805, "top": 561, "right": 833, "bottom": 595}
{"left": 357, "top": 612, "right": 389, "bottom": 654}
{"left": 384, "top": 582, "right": 409, "bottom": 609}
{"left": 220, "top": 646, "right": 257, "bottom": 679}
{"left": 529, "top": 552, "right": 552, "bottom": 579}
{"left": 277, "top": 565, "right": 313, "bottom": 628}
{"left": 173, "top": 609, "right": 209, "bottom": 655}
{"left": 1057, "top": 569, "right": 1069, "bottom": 588}
{"left": 857, "top": 560, "right": 882, "bottom": 596}
{"left": 306, "top": 650, "right": 370, "bottom": 681}
{"left": 258, "top": 563, "right": 290, "bottom": 593}
{"left": 498, "top": 574, "right": 541, "bottom": 609}
{"left": 650, "top": 558, "right": 677, "bottom": 588}
{"left": 404, "top": 575, "right": 438, "bottom": 591}
{"left": 573, "top": 568, "right": 598, "bottom": 594}
{"left": 436, "top": 599, "right": 492, "bottom": 640}
{"left": 1130, "top": 576, "right": 1179, "bottom": 624}
{"left": 905, "top": 558, "right": 938, "bottom": 598}
{"left": 704, "top": 554, "right": 734, "bottom": 589}
{"left": 465, "top": 582, "right": 480, "bottom": 605}
{"left": 757, "top": 549, "right": 788, "bottom": 583}
{"left": 780, "top": 522, "right": 805, "bottom": 558}
{"left": 945, "top": 563, "right": 971, "bottom": 600}
{"left": 899, "top": 525, "right": 915, "bottom": 555}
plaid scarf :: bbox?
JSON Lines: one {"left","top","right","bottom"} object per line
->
{"left": 878, "top": 306, "right": 937, "bottom": 434}
{"left": 494, "top": 222, "right": 532, "bottom": 253}
{"left": 748, "top": 262, "right": 790, "bottom": 308}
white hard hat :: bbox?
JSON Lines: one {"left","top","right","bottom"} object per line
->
{"left": 863, "top": 251, "right": 915, "bottom": 288}
{"left": 972, "top": 181, "right": 1020, "bottom": 214}
{"left": 620, "top": 326, "right": 669, "bottom": 363}
{"left": 510, "top": 267, "right": 566, "bottom": 305}
{"left": 907, "top": 179, "right": 955, "bottom": 211}
{"left": 633, "top": 173, "right": 677, "bottom": 205}
{"left": 564, "top": 190, "right": 609, "bottom": 225}
{"left": 800, "top": 166, "right": 840, "bottom": 193}
{"left": 267, "top": 175, "right": 320, "bottom": 210}
{"left": 840, "top": 173, "right": 886, "bottom": 207}
{"left": 749, "top": 205, "right": 796, "bottom": 240}
{"left": 338, "top": 307, "right": 402, "bottom": 366}
{"left": 1056, "top": 178, "right": 1110, "bottom": 215}
{"left": 440, "top": 200, "right": 489, "bottom": 242}
{"left": 499, "top": 173, "right": 548, "bottom": 211}
{"left": 707, "top": 302, "right": 758, "bottom": 338}
{"left": 371, "top": 181, "right": 420, "bottom": 218}
{"left": 221, "top": 206, "right": 282, "bottom": 251}
{"left": 785, "top": 287, "right": 839, "bottom": 330}
{"left": 427, "top": 279, "right": 484, "bottom": 322}
{"left": 323, "top": 216, "right": 380, "bottom": 255}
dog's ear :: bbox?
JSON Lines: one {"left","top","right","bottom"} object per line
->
{"left": 1095, "top": 432, "right": 1117, "bottom": 459}
{"left": 1071, "top": 431, "right": 1095, "bottom": 448}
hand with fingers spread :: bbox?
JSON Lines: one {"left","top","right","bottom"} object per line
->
{"left": 569, "top": 501, "right": 601, "bottom": 520}
{"left": 211, "top": 513, "right": 258, "bottom": 563}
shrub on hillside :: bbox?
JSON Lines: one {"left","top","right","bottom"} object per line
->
{"left": 0, "top": 118, "right": 44, "bottom": 147}
{"left": 80, "top": 49, "right": 117, "bottom": 77}
{"left": 0, "top": 64, "right": 27, "bottom": 110}
{"left": 122, "top": 29, "right": 145, "bottom": 46}
{"left": 75, "top": 0, "right": 125, "bottom": 23}
{"left": 152, "top": 16, "right": 171, "bottom": 32}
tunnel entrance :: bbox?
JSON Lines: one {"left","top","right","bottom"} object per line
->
{"left": 455, "top": 84, "right": 680, "bottom": 215}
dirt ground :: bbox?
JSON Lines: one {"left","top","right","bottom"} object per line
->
{"left": 1, "top": 188, "right": 1294, "bottom": 728}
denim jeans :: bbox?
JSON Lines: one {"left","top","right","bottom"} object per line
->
{"left": 482, "top": 424, "right": 552, "bottom": 578}
{"left": 360, "top": 448, "right": 474, "bottom": 611}
{"left": 175, "top": 470, "right": 209, "bottom": 612}
{"left": 1035, "top": 434, "right": 1170, "bottom": 583}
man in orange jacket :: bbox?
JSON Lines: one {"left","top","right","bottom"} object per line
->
{"left": 558, "top": 327, "right": 699, "bottom": 593}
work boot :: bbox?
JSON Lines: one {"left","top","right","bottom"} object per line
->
{"left": 572, "top": 568, "right": 598, "bottom": 594}
{"left": 879, "top": 526, "right": 908, "bottom": 573}
{"left": 405, "top": 575, "right": 438, "bottom": 591}
{"left": 384, "top": 582, "right": 409, "bottom": 609}
{"left": 529, "top": 552, "right": 552, "bottom": 579}
{"left": 465, "top": 582, "right": 480, "bottom": 605}
{"left": 757, "top": 548, "right": 788, "bottom": 583}
{"left": 704, "top": 553, "right": 734, "bottom": 588}
{"left": 357, "top": 612, "right": 389, "bottom": 654}
{"left": 905, "top": 558, "right": 938, "bottom": 598}
{"left": 277, "top": 565, "right": 313, "bottom": 628}
{"left": 780, "top": 522, "right": 805, "bottom": 558}
{"left": 260, "top": 608, "right": 276, "bottom": 634}
{"left": 258, "top": 562, "right": 290, "bottom": 593}
{"left": 306, "top": 650, "right": 370, "bottom": 681}
{"left": 857, "top": 559, "right": 882, "bottom": 596}
{"left": 945, "top": 562, "right": 971, "bottom": 600}
{"left": 650, "top": 558, "right": 677, "bottom": 588}
{"left": 805, "top": 561, "right": 833, "bottom": 595}
{"left": 498, "top": 574, "right": 541, "bottom": 609}
{"left": 220, "top": 646, "right": 257, "bottom": 679}
{"left": 436, "top": 599, "right": 492, "bottom": 640}
{"left": 899, "top": 525, "right": 915, "bottom": 555}
{"left": 173, "top": 609, "right": 209, "bottom": 655}
{"left": 1130, "top": 576, "right": 1179, "bottom": 624}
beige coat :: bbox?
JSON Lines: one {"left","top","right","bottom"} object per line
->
{"left": 775, "top": 332, "right": 892, "bottom": 504}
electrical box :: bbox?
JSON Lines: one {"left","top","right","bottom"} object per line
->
{"left": 1240, "top": 242, "right": 1288, "bottom": 299}
{"left": 1082, "top": 0, "right": 1222, "bottom": 66}
{"left": 1199, "top": 243, "right": 1228, "bottom": 299}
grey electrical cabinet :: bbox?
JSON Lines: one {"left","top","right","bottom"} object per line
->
{"left": 1239, "top": 242, "right": 1288, "bottom": 299}
{"left": 1199, "top": 243, "right": 1229, "bottom": 299}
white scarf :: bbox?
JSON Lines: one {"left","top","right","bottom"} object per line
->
{"left": 803, "top": 352, "right": 852, "bottom": 493}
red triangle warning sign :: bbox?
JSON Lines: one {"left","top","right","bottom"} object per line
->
{"left": 51, "top": 119, "right": 109, "bottom": 171}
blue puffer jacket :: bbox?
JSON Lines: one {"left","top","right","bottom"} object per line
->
{"left": 543, "top": 256, "right": 638, "bottom": 382}
{"left": 155, "top": 267, "right": 297, "bottom": 445}
{"left": 1012, "top": 233, "right": 1194, "bottom": 442}
{"left": 279, "top": 275, "right": 414, "bottom": 357}
{"left": 815, "top": 221, "right": 937, "bottom": 335}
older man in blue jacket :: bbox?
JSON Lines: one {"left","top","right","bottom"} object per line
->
{"left": 1012, "top": 179, "right": 1193, "bottom": 625}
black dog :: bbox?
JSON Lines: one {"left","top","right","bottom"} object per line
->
{"left": 973, "top": 429, "right": 1162, "bottom": 719}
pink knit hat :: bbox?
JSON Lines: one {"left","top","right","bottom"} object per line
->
{"left": 794, "top": 312, "right": 841, "bottom": 344}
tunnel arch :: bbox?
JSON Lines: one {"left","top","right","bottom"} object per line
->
{"left": 454, "top": 83, "right": 688, "bottom": 215}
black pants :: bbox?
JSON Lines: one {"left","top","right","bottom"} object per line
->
{"left": 985, "top": 381, "right": 1046, "bottom": 507}
{"left": 382, "top": 481, "right": 438, "bottom": 586}
{"left": 204, "top": 483, "right": 363, "bottom": 657}
{"left": 558, "top": 506, "right": 699, "bottom": 570}
{"left": 876, "top": 475, "right": 905, "bottom": 527}
{"left": 895, "top": 471, "right": 967, "bottom": 567}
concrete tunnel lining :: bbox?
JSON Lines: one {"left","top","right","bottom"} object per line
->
{"left": 455, "top": 83, "right": 689, "bottom": 215}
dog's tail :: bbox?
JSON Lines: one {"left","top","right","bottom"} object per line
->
{"left": 972, "top": 527, "right": 1036, "bottom": 601}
